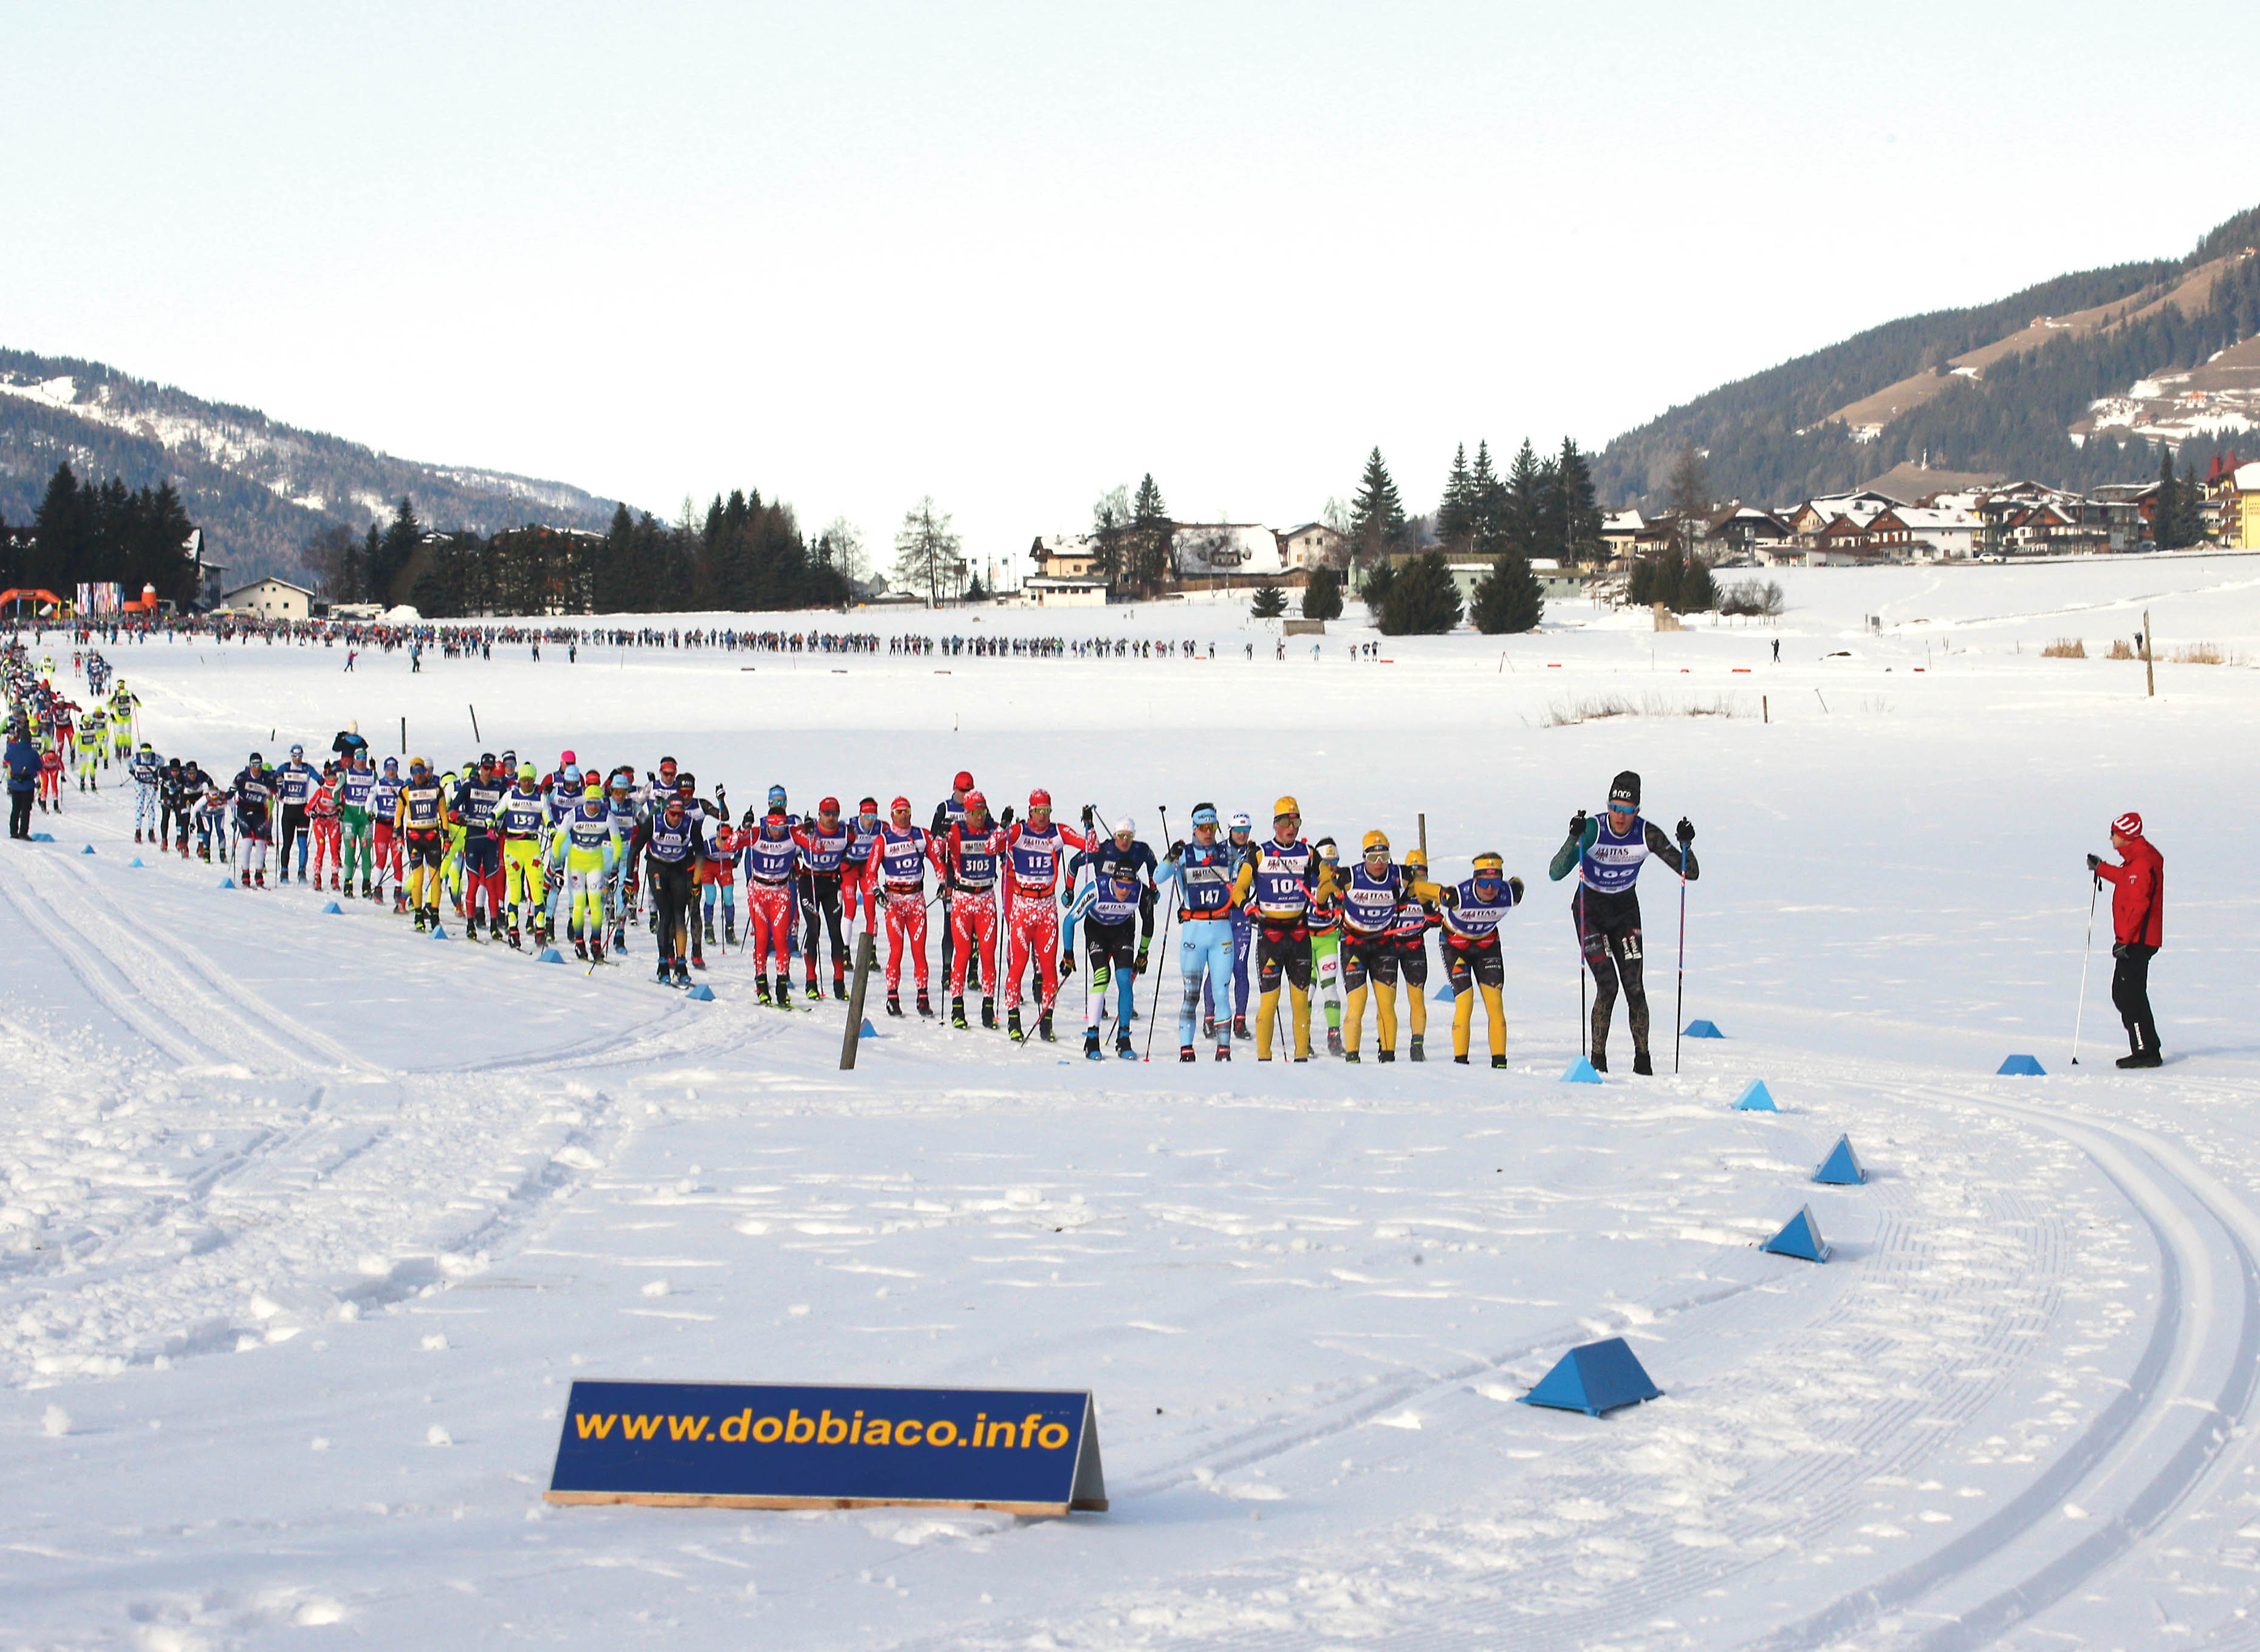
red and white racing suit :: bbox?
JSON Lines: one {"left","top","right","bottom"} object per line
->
{"left": 861, "top": 825, "right": 942, "bottom": 992}
{"left": 742, "top": 827, "right": 800, "bottom": 980}
{"left": 944, "top": 821, "right": 1007, "bottom": 998}
{"left": 1002, "top": 819, "right": 1090, "bottom": 1012}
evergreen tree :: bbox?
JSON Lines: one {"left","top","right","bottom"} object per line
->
{"left": 1469, "top": 549, "right": 1543, "bottom": 633}
{"left": 30, "top": 463, "right": 86, "bottom": 593}
{"left": 2177, "top": 457, "right": 2207, "bottom": 545}
{"left": 1360, "top": 557, "right": 1396, "bottom": 619}
{"left": 1469, "top": 440, "right": 1508, "bottom": 555}
{"left": 1300, "top": 564, "right": 1343, "bottom": 621}
{"left": 1250, "top": 581, "right": 1287, "bottom": 618}
{"left": 1679, "top": 553, "right": 1719, "bottom": 612}
{"left": 1377, "top": 551, "right": 1462, "bottom": 635}
{"left": 1436, "top": 443, "right": 1475, "bottom": 548}
{"left": 1553, "top": 438, "right": 1603, "bottom": 565}
{"left": 2153, "top": 446, "right": 2186, "bottom": 548}
{"left": 1505, "top": 439, "right": 1549, "bottom": 556}
{"left": 369, "top": 497, "right": 422, "bottom": 606}
{"left": 1129, "top": 473, "right": 1171, "bottom": 596}
{"left": 1349, "top": 448, "right": 1406, "bottom": 572}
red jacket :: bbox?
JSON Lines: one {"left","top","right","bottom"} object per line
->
{"left": 2095, "top": 838, "right": 2163, "bottom": 947}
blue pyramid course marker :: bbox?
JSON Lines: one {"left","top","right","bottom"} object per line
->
{"left": 1561, "top": 1057, "right": 1603, "bottom": 1084}
{"left": 1733, "top": 1079, "right": 1777, "bottom": 1111}
{"left": 536, "top": 946, "right": 566, "bottom": 964}
{"left": 859, "top": 1017, "right": 879, "bottom": 1038}
{"left": 321, "top": 901, "right": 343, "bottom": 914}
{"left": 1683, "top": 1019, "right": 1723, "bottom": 1039}
{"left": 128, "top": 856, "right": 145, "bottom": 868}
{"left": 1519, "top": 1336, "right": 1663, "bottom": 1417}
{"left": 1998, "top": 1053, "right": 2046, "bottom": 1076}
{"left": 430, "top": 924, "right": 448, "bottom": 940}
{"left": 1434, "top": 981, "right": 1457, "bottom": 1002}
{"left": 219, "top": 876, "right": 236, "bottom": 889}
{"left": 687, "top": 983, "right": 715, "bottom": 1001}
{"left": 1813, "top": 1134, "right": 1866, "bottom": 1186}
{"left": 81, "top": 844, "right": 94, "bottom": 855}
{"left": 1761, "top": 1204, "right": 1832, "bottom": 1262}
{"left": 28, "top": 831, "right": 53, "bottom": 842}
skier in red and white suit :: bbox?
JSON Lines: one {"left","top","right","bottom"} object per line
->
{"left": 741, "top": 807, "right": 801, "bottom": 1005}
{"left": 941, "top": 790, "right": 1007, "bottom": 1030}
{"left": 999, "top": 790, "right": 1091, "bottom": 1043}
{"left": 860, "top": 796, "right": 945, "bottom": 1017}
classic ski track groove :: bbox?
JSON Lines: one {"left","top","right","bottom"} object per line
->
{"left": 0, "top": 865, "right": 218, "bottom": 1069}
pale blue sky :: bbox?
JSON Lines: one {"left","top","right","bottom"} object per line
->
{"left": 5, "top": 2, "right": 2249, "bottom": 575}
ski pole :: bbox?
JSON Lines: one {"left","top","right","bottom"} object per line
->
{"left": 1142, "top": 805, "right": 1173, "bottom": 1060}
{"left": 1575, "top": 884, "right": 1587, "bottom": 1055}
{"left": 1673, "top": 865, "right": 1687, "bottom": 1075}
{"left": 2071, "top": 873, "right": 2100, "bottom": 1065}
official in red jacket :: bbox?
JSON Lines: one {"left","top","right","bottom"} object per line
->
{"left": 2089, "top": 811, "right": 2163, "bottom": 1068}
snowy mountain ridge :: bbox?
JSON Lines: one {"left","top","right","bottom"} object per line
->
{"left": 0, "top": 348, "right": 628, "bottom": 584}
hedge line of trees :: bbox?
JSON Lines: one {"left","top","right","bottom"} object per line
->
{"left": 0, "top": 462, "right": 200, "bottom": 606}
{"left": 306, "top": 491, "right": 854, "bottom": 617}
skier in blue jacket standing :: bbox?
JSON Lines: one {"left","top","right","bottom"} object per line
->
{"left": 1158, "top": 802, "right": 1239, "bottom": 1063}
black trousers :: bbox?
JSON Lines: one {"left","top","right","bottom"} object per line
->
{"left": 800, "top": 872, "right": 847, "bottom": 978}
{"left": 651, "top": 860, "right": 697, "bottom": 966}
{"left": 2111, "top": 942, "right": 2159, "bottom": 1051}
{"left": 8, "top": 790, "right": 30, "bottom": 838}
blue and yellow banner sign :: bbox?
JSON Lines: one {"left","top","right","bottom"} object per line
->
{"left": 545, "top": 1381, "right": 1108, "bottom": 1516}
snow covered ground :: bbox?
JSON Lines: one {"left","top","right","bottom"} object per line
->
{"left": 5, "top": 553, "right": 2260, "bottom": 1650}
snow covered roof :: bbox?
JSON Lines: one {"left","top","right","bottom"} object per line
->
{"left": 1173, "top": 524, "right": 1282, "bottom": 576}
{"left": 2235, "top": 462, "right": 2260, "bottom": 491}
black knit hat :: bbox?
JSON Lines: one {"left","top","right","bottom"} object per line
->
{"left": 1609, "top": 770, "right": 1642, "bottom": 807}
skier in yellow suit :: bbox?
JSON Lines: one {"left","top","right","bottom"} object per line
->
{"left": 1227, "top": 797, "right": 1338, "bottom": 1061}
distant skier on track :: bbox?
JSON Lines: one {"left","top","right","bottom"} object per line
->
{"left": 2089, "top": 811, "right": 2164, "bottom": 1068}
{"left": 1548, "top": 770, "right": 1697, "bottom": 1076}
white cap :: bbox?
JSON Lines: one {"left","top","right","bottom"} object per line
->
{"left": 1114, "top": 814, "right": 1136, "bottom": 836}
{"left": 1228, "top": 811, "right": 1252, "bottom": 831}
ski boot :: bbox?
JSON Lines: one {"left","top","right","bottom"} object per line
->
{"left": 1343, "top": 1050, "right": 1361, "bottom": 1064}
{"left": 2118, "top": 1048, "right": 2163, "bottom": 1070}
{"left": 1590, "top": 1046, "right": 1608, "bottom": 1074}
{"left": 1492, "top": 1054, "right": 1510, "bottom": 1070}
{"left": 464, "top": 912, "right": 480, "bottom": 941}
{"left": 673, "top": 958, "right": 693, "bottom": 987}
{"left": 613, "top": 926, "right": 627, "bottom": 953}
{"left": 1008, "top": 1007, "right": 1025, "bottom": 1043}
{"left": 1233, "top": 1014, "right": 1250, "bottom": 1042}
{"left": 1117, "top": 1032, "right": 1135, "bottom": 1060}
{"left": 331, "top": 872, "right": 341, "bottom": 892}
{"left": 1632, "top": 1051, "right": 1652, "bottom": 1076}
{"left": 691, "top": 950, "right": 705, "bottom": 971}
{"left": 1453, "top": 1054, "right": 1468, "bottom": 1065}
{"left": 832, "top": 972, "right": 849, "bottom": 1001}
{"left": 507, "top": 925, "right": 522, "bottom": 950}
{"left": 1409, "top": 1034, "right": 1425, "bottom": 1063}
{"left": 886, "top": 993, "right": 904, "bottom": 1018}
{"left": 254, "top": 870, "right": 267, "bottom": 889}
{"left": 1213, "top": 1043, "right": 1231, "bottom": 1062}
{"left": 395, "top": 889, "right": 409, "bottom": 915}
{"left": 361, "top": 878, "right": 372, "bottom": 899}
{"left": 704, "top": 916, "right": 716, "bottom": 947}
{"left": 1180, "top": 1045, "right": 1196, "bottom": 1062}
{"left": 981, "top": 997, "right": 997, "bottom": 1031}
{"left": 916, "top": 989, "right": 933, "bottom": 1018}
{"left": 1084, "top": 1029, "right": 1104, "bottom": 1062}
{"left": 1202, "top": 1014, "right": 1216, "bottom": 1041}
{"left": 1326, "top": 1026, "right": 1344, "bottom": 1057}
{"left": 1038, "top": 1008, "right": 1056, "bottom": 1043}
{"left": 951, "top": 996, "right": 968, "bottom": 1029}
{"left": 1378, "top": 1048, "right": 1395, "bottom": 1064}
{"left": 589, "top": 935, "right": 606, "bottom": 964}
{"left": 756, "top": 975, "right": 773, "bottom": 1006}
{"left": 656, "top": 960, "right": 673, "bottom": 985}
{"left": 724, "top": 915, "right": 738, "bottom": 947}
{"left": 132, "top": 828, "right": 141, "bottom": 843}
{"left": 416, "top": 908, "right": 432, "bottom": 934}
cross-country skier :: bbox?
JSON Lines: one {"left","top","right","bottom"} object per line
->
{"left": 1228, "top": 797, "right": 1338, "bottom": 1062}
{"left": 560, "top": 778, "right": 617, "bottom": 962}
{"left": 643, "top": 785, "right": 707, "bottom": 985}
{"left": 2089, "top": 811, "right": 2164, "bottom": 1068}
{"left": 394, "top": 757, "right": 452, "bottom": 930}
{"left": 1214, "top": 810, "right": 1258, "bottom": 1040}
{"left": 1547, "top": 770, "right": 1697, "bottom": 1075}
{"left": 272, "top": 743, "right": 318, "bottom": 882}
{"left": 1391, "top": 848, "right": 1440, "bottom": 1061}
{"left": 370, "top": 757, "right": 404, "bottom": 907}
{"left": 1309, "top": 837, "right": 1347, "bottom": 1055}
{"left": 1157, "top": 803, "right": 1238, "bottom": 1062}
{"left": 453, "top": 754, "right": 508, "bottom": 937}
{"left": 931, "top": 770, "right": 978, "bottom": 995}
{"left": 1069, "top": 815, "right": 1158, "bottom": 1060}
{"left": 129, "top": 741, "right": 160, "bottom": 842}
{"left": 999, "top": 791, "right": 1091, "bottom": 1042}
{"left": 1336, "top": 830, "right": 1406, "bottom": 1063}
{"left": 742, "top": 806, "right": 802, "bottom": 1005}
{"left": 863, "top": 796, "right": 944, "bottom": 1017}
{"left": 496, "top": 763, "right": 550, "bottom": 947}
{"left": 158, "top": 757, "right": 190, "bottom": 850}
{"left": 231, "top": 753, "right": 276, "bottom": 888}
{"left": 1422, "top": 853, "right": 1524, "bottom": 1067}
{"left": 940, "top": 789, "right": 1005, "bottom": 1029}
{"left": 307, "top": 763, "right": 342, "bottom": 890}
{"left": 337, "top": 749, "right": 375, "bottom": 895}
{"left": 842, "top": 796, "right": 882, "bottom": 957}
{"left": 795, "top": 797, "right": 852, "bottom": 1000}
{"left": 194, "top": 778, "right": 229, "bottom": 863}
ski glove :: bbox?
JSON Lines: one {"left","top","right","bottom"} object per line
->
{"left": 1569, "top": 809, "right": 1588, "bottom": 838}
{"left": 1168, "top": 839, "right": 1186, "bottom": 862}
{"left": 2086, "top": 853, "right": 2102, "bottom": 872}
{"left": 999, "top": 805, "right": 1015, "bottom": 825}
{"left": 1058, "top": 949, "right": 1075, "bottom": 979}
{"left": 1508, "top": 876, "right": 1526, "bottom": 901}
{"left": 1135, "top": 945, "right": 1149, "bottom": 976}
{"left": 1675, "top": 817, "right": 1695, "bottom": 845}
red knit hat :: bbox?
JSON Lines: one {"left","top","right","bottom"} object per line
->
{"left": 2112, "top": 811, "right": 2144, "bottom": 839}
